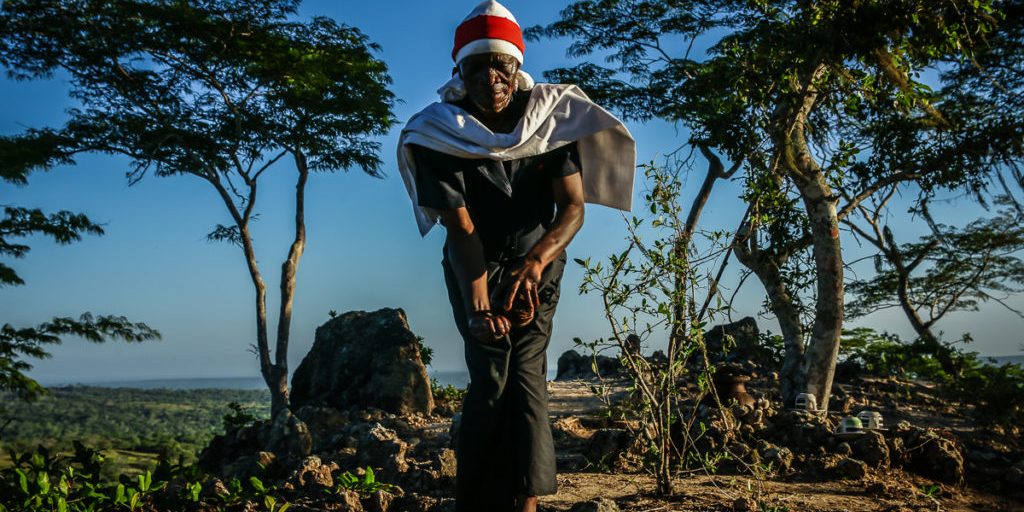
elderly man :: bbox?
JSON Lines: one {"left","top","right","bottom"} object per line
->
{"left": 397, "top": 2, "right": 635, "bottom": 511}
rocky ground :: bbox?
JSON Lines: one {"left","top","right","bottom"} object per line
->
{"left": 540, "top": 379, "right": 1023, "bottom": 511}
{"left": 191, "top": 311, "right": 1024, "bottom": 511}
{"left": 192, "top": 376, "right": 1023, "bottom": 511}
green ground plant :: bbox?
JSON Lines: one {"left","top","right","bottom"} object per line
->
{"left": 332, "top": 466, "right": 396, "bottom": 496}
{"left": 0, "top": 441, "right": 307, "bottom": 512}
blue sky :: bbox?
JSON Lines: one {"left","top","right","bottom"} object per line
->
{"left": 1, "top": 0, "right": 1021, "bottom": 385}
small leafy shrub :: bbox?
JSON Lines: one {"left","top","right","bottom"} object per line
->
{"left": 948, "top": 357, "right": 1024, "bottom": 425}
{"left": 222, "top": 401, "right": 257, "bottom": 433}
{"left": 417, "top": 336, "right": 434, "bottom": 366}
{"left": 755, "top": 332, "right": 785, "bottom": 371}
{"left": 840, "top": 328, "right": 1024, "bottom": 426}
{"left": 839, "top": 328, "right": 945, "bottom": 380}
{"left": 430, "top": 378, "right": 465, "bottom": 405}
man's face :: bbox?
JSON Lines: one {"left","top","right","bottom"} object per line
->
{"left": 458, "top": 53, "right": 520, "bottom": 115}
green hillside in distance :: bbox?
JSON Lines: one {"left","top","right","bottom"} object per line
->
{"left": 0, "top": 386, "right": 270, "bottom": 476}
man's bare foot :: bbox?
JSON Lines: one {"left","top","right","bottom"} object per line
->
{"left": 515, "top": 494, "right": 538, "bottom": 512}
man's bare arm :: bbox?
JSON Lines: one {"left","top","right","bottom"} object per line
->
{"left": 502, "top": 172, "right": 586, "bottom": 312}
{"left": 439, "top": 207, "right": 511, "bottom": 340}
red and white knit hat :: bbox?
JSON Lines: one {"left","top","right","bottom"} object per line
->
{"left": 452, "top": 1, "right": 525, "bottom": 65}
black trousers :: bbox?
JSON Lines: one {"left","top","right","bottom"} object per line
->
{"left": 442, "top": 251, "right": 566, "bottom": 512}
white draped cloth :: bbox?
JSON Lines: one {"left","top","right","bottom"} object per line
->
{"left": 397, "top": 73, "right": 637, "bottom": 236}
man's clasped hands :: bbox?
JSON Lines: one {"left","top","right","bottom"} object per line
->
{"left": 466, "top": 257, "right": 544, "bottom": 342}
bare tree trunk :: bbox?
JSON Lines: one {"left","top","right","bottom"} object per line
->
{"left": 877, "top": 226, "right": 961, "bottom": 375}
{"left": 892, "top": 255, "right": 959, "bottom": 376}
{"left": 764, "top": 63, "right": 844, "bottom": 411}
{"left": 205, "top": 174, "right": 276, "bottom": 405}
{"left": 669, "top": 146, "right": 740, "bottom": 356}
{"left": 649, "top": 147, "right": 741, "bottom": 496}
{"left": 240, "top": 228, "right": 273, "bottom": 388}
{"left": 269, "top": 149, "right": 310, "bottom": 417}
{"left": 791, "top": 170, "right": 843, "bottom": 411}
{"left": 734, "top": 228, "right": 806, "bottom": 406}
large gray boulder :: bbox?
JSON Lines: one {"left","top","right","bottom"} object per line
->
{"left": 290, "top": 308, "right": 434, "bottom": 415}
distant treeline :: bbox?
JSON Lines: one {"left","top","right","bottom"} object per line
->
{"left": 0, "top": 386, "right": 270, "bottom": 463}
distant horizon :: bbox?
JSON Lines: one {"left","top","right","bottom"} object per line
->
{"left": 36, "top": 368, "right": 481, "bottom": 389}
{"left": 36, "top": 353, "right": 1024, "bottom": 389}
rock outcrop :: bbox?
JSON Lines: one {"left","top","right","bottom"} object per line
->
{"left": 198, "top": 409, "right": 312, "bottom": 479}
{"left": 704, "top": 316, "right": 765, "bottom": 364}
{"left": 556, "top": 349, "right": 622, "bottom": 380}
{"left": 291, "top": 308, "right": 434, "bottom": 415}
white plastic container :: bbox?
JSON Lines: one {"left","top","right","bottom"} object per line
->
{"left": 857, "top": 410, "right": 884, "bottom": 430}
{"left": 795, "top": 393, "right": 817, "bottom": 411}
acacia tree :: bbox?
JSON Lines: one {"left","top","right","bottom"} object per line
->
{"left": 529, "top": 0, "right": 1003, "bottom": 409}
{"left": 834, "top": 0, "right": 1024, "bottom": 375}
{"left": 844, "top": 195, "right": 1024, "bottom": 375}
{"left": 941, "top": 0, "right": 1024, "bottom": 211}
{"left": 0, "top": 0, "right": 395, "bottom": 417}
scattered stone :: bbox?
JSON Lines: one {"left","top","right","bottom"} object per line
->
{"left": 570, "top": 497, "right": 620, "bottom": 512}
{"left": 763, "top": 410, "right": 833, "bottom": 454}
{"left": 436, "top": 448, "right": 457, "bottom": 479}
{"left": 292, "top": 456, "right": 337, "bottom": 489}
{"left": 730, "top": 403, "right": 752, "bottom": 419}
{"left": 838, "top": 395, "right": 857, "bottom": 413}
{"left": 295, "top": 405, "right": 351, "bottom": 450}
{"left": 337, "top": 490, "right": 364, "bottom": 511}
{"left": 836, "top": 442, "right": 852, "bottom": 457}
{"left": 852, "top": 430, "right": 890, "bottom": 468}
{"left": 553, "top": 416, "right": 594, "bottom": 440}
{"left": 363, "top": 490, "right": 396, "bottom": 512}
{"left": 357, "top": 423, "right": 410, "bottom": 475}
{"left": 904, "top": 428, "right": 965, "bottom": 485}
{"left": 291, "top": 308, "right": 434, "bottom": 415}
{"left": 729, "top": 442, "right": 752, "bottom": 460}
{"left": 886, "top": 436, "right": 906, "bottom": 466}
{"left": 257, "top": 451, "right": 278, "bottom": 470}
{"left": 556, "top": 349, "right": 622, "bottom": 380}
{"left": 866, "top": 481, "right": 890, "bottom": 496}
{"left": 583, "top": 429, "right": 633, "bottom": 468}
{"left": 213, "top": 479, "right": 232, "bottom": 497}
{"left": 704, "top": 317, "right": 761, "bottom": 364}
{"left": 733, "top": 497, "right": 759, "bottom": 511}
{"left": 432, "top": 402, "right": 458, "bottom": 418}
{"left": 264, "top": 409, "right": 313, "bottom": 460}
{"left": 758, "top": 443, "right": 794, "bottom": 473}
{"left": 197, "top": 422, "right": 262, "bottom": 477}
{"left": 837, "top": 457, "right": 868, "bottom": 480}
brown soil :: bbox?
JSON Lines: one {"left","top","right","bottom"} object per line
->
{"left": 539, "top": 380, "right": 1023, "bottom": 512}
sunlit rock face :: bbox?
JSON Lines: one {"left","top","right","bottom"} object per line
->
{"left": 291, "top": 308, "right": 434, "bottom": 415}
